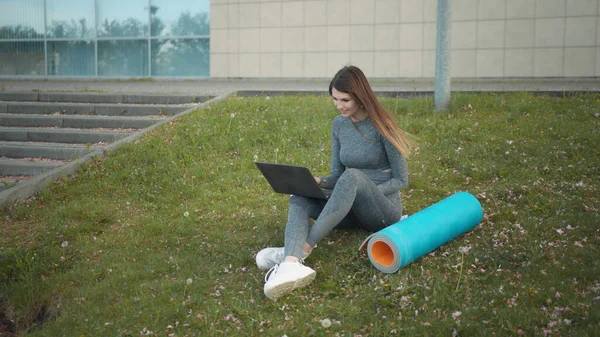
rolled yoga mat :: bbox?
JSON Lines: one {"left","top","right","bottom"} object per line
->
{"left": 359, "top": 191, "right": 484, "bottom": 273}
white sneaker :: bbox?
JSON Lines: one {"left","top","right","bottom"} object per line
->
{"left": 255, "top": 247, "right": 313, "bottom": 270}
{"left": 263, "top": 261, "right": 316, "bottom": 300}
{"left": 256, "top": 247, "right": 285, "bottom": 270}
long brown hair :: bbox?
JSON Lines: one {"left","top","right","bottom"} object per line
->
{"left": 329, "top": 65, "right": 413, "bottom": 157}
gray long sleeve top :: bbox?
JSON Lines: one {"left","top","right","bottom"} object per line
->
{"left": 319, "top": 115, "right": 408, "bottom": 196}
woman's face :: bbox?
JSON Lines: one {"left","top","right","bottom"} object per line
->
{"left": 331, "top": 88, "right": 367, "bottom": 122}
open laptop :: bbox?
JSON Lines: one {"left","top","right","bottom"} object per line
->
{"left": 255, "top": 162, "right": 331, "bottom": 200}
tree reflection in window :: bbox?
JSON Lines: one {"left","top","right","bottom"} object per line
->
{"left": 0, "top": 1, "right": 211, "bottom": 77}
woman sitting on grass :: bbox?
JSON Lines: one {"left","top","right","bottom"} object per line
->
{"left": 256, "top": 65, "right": 413, "bottom": 300}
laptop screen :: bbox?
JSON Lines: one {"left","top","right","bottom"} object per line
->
{"left": 255, "top": 162, "right": 329, "bottom": 199}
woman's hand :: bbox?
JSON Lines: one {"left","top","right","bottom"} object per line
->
{"left": 314, "top": 177, "right": 321, "bottom": 185}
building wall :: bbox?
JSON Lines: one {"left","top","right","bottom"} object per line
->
{"left": 210, "top": 0, "right": 600, "bottom": 78}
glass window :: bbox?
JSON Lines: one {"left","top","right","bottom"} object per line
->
{"left": 0, "top": 0, "right": 210, "bottom": 77}
{"left": 150, "top": 0, "right": 209, "bottom": 37}
{"left": 46, "top": 0, "right": 95, "bottom": 39}
{"left": 151, "top": 38, "right": 209, "bottom": 76}
{"left": 0, "top": 41, "right": 45, "bottom": 75}
{"left": 47, "top": 41, "right": 95, "bottom": 76}
{"left": 98, "top": 39, "right": 148, "bottom": 76}
{"left": 0, "top": 0, "right": 45, "bottom": 39}
{"left": 96, "top": 0, "right": 148, "bottom": 37}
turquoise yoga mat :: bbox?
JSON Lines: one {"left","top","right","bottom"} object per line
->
{"left": 359, "top": 192, "right": 484, "bottom": 273}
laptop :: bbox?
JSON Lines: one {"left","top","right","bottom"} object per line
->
{"left": 255, "top": 162, "right": 331, "bottom": 200}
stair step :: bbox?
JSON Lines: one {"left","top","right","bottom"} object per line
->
{"left": 0, "top": 177, "right": 32, "bottom": 193}
{"left": 0, "top": 141, "right": 101, "bottom": 160}
{"left": 0, "top": 92, "right": 209, "bottom": 105}
{"left": 0, "top": 101, "right": 190, "bottom": 116}
{"left": 0, "top": 127, "right": 133, "bottom": 144}
{"left": 0, "top": 93, "right": 39, "bottom": 101}
{"left": 0, "top": 114, "right": 164, "bottom": 129}
{"left": 0, "top": 158, "right": 64, "bottom": 176}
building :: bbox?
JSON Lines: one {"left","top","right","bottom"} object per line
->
{"left": 1, "top": 0, "right": 599, "bottom": 79}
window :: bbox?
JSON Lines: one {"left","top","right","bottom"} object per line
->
{"left": 0, "top": 0, "right": 210, "bottom": 77}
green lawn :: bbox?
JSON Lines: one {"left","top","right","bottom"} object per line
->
{"left": 1, "top": 93, "right": 599, "bottom": 336}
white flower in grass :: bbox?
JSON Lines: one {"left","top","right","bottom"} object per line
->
{"left": 184, "top": 211, "right": 190, "bottom": 217}
{"left": 321, "top": 318, "right": 332, "bottom": 328}
{"left": 253, "top": 154, "right": 259, "bottom": 162}
{"left": 458, "top": 246, "right": 471, "bottom": 254}
{"left": 452, "top": 311, "right": 462, "bottom": 320}
{"left": 61, "top": 241, "right": 69, "bottom": 248}
{"left": 230, "top": 113, "right": 235, "bottom": 118}
{"left": 186, "top": 278, "right": 193, "bottom": 285}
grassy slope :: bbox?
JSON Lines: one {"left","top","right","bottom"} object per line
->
{"left": 1, "top": 93, "right": 599, "bottom": 337}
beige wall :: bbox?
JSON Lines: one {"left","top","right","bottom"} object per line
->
{"left": 210, "top": 0, "right": 600, "bottom": 78}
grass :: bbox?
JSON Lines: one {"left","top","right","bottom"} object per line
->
{"left": 1, "top": 92, "right": 599, "bottom": 337}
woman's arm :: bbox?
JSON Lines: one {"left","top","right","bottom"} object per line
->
{"left": 317, "top": 118, "right": 344, "bottom": 189}
{"left": 376, "top": 138, "right": 408, "bottom": 195}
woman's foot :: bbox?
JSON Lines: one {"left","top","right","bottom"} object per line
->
{"left": 256, "top": 247, "right": 285, "bottom": 270}
{"left": 263, "top": 261, "right": 316, "bottom": 300}
{"left": 255, "top": 246, "right": 313, "bottom": 270}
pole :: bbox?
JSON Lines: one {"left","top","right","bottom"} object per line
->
{"left": 434, "top": 0, "right": 452, "bottom": 112}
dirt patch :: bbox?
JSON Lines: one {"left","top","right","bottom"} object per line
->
{"left": 0, "top": 304, "right": 56, "bottom": 336}
{"left": 0, "top": 312, "right": 16, "bottom": 337}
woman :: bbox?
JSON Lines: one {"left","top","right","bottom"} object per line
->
{"left": 256, "top": 65, "right": 413, "bottom": 300}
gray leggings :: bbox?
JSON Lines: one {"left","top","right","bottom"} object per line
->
{"left": 284, "top": 168, "right": 403, "bottom": 259}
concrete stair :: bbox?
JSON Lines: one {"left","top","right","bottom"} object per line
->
{"left": 0, "top": 92, "right": 208, "bottom": 104}
{"left": 0, "top": 114, "right": 160, "bottom": 129}
{"left": 0, "top": 127, "right": 133, "bottom": 143}
{"left": 0, "top": 141, "right": 101, "bottom": 160}
{"left": 0, "top": 91, "right": 208, "bottom": 206}
{"left": 0, "top": 101, "right": 186, "bottom": 116}
{"left": 0, "top": 158, "right": 64, "bottom": 176}
{"left": 0, "top": 177, "right": 29, "bottom": 193}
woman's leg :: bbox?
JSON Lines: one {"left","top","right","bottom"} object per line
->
{"left": 264, "top": 195, "right": 322, "bottom": 300}
{"left": 306, "top": 169, "right": 402, "bottom": 247}
{"left": 283, "top": 195, "right": 325, "bottom": 259}
{"left": 264, "top": 170, "right": 401, "bottom": 300}
{"left": 259, "top": 194, "right": 354, "bottom": 269}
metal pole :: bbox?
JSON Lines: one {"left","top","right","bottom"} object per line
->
{"left": 434, "top": 0, "right": 452, "bottom": 112}
{"left": 94, "top": 0, "right": 98, "bottom": 77}
{"left": 43, "top": 0, "right": 48, "bottom": 76}
{"left": 148, "top": 0, "right": 152, "bottom": 77}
